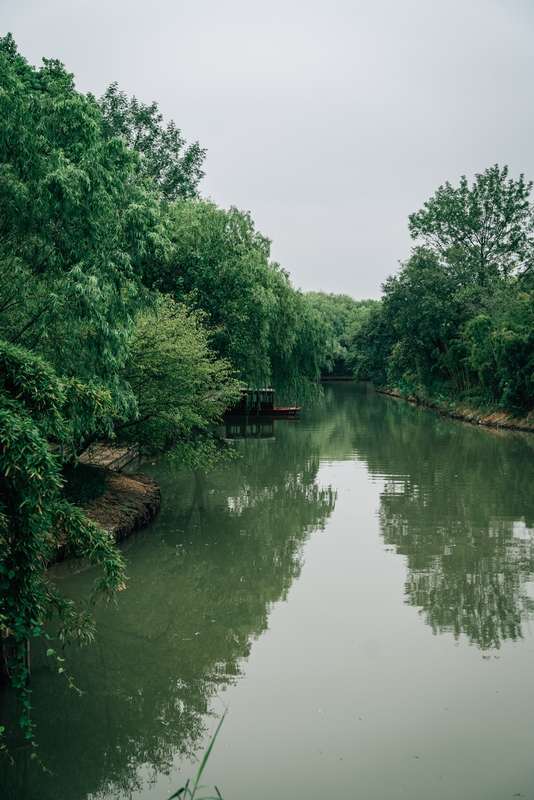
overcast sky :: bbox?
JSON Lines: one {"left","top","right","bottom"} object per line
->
{"left": 3, "top": 0, "right": 534, "bottom": 298}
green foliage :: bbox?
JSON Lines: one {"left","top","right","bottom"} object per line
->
{"left": 349, "top": 302, "right": 393, "bottom": 386}
{"left": 0, "top": 340, "right": 114, "bottom": 454}
{"left": 145, "top": 199, "right": 327, "bottom": 402}
{"left": 0, "top": 34, "right": 169, "bottom": 411}
{"left": 356, "top": 166, "right": 534, "bottom": 414}
{"left": 266, "top": 289, "right": 329, "bottom": 403}
{"left": 306, "top": 292, "right": 377, "bottom": 375}
{"left": 99, "top": 83, "right": 206, "bottom": 202}
{"left": 462, "top": 291, "right": 534, "bottom": 409}
{"left": 151, "top": 200, "right": 275, "bottom": 382}
{"left": 379, "top": 247, "right": 470, "bottom": 392}
{"left": 117, "top": 297, "right": 241, "bottom": 467}
{"left": 0, "top": 341, "right": 125, "bottom": 735}
{"left": 409, "top": 164, "right": 534, "bottom": 284}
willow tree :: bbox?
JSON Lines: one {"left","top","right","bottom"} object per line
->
{"left": 99, "top": 82, "right": 206, "bottom": 202}
{"left": 0, "top": 34, "right": 170, "bottom": 415}
{"left": 0, "top": 343, "right": 126, "bottom": 740}
{"left": 143, "top": 199, "right": 329, "bottom": 401}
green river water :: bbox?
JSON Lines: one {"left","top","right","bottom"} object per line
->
{"left": 2, "top": 382, "right": 534, "bottom": 799}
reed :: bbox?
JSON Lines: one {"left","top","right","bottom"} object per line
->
{"left": 169, "top": 710, "right": 227, "bottom": 800}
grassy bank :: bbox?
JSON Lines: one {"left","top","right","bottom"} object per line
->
{"left": 376, "top": 387, "right": 534, "bottom": 433}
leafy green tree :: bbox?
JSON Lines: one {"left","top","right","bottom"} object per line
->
{"left": 267, "top": 290, "right": 329, "bottom": 401}
{"left": 462, "top": 288, "right": 534, "bottom": 409}
{"left": 0, "top": 34, "right": 169, "bottom": 415}
{"left": 152, "top": 200, "right": 277, "bottom": 383}
{"left": 144, "top": 199, "right": 327, "bottom": 401}
{"left": 306, "top": 292, "right": 377, "bottom": 376}
{"left": 349, "top": 302, "right": 394, "bottom": 386}
{"left": 381, "top": 247, "right": 472, "bottom": 392}
{"left": 350, "top": 246, "right": 502, "bottom": 394}
{"left": 353, "top": 245, "right": 534, "bottom": 411}
{"left": 116, "top": 297, "right": 241, "bottom": 467}
{"left": 99, "top": 83, "right": 206, "bottom": 202}
{"left": 0, "top": 342, "right": 126, "bottom": 736}
{"left": 409, "top": 165, "right": 534, "bottom": 284}
{"left": 354, "top": 166, "right": 534, "bottom": 412}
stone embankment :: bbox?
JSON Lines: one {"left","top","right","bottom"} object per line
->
{"left": 378, "top": 388, "right": 534, "bottom": 432}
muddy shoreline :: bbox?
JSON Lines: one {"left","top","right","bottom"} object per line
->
{"left": 52, "top": 471, "right": 161, "bottom": 565}
{"left": 82, "top": 471, "right": 161, "bottom": 543}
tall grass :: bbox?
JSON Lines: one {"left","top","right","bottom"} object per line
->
{"left": 169, "top": 710, "right": 227, "bottom": 800}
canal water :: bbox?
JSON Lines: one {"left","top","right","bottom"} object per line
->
{"left": 2, "top": 382, "right": 534, "bottom": 799}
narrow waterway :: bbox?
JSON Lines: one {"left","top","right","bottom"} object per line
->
{"left": 2, "top": 382, "right": 534, "bottom": 799}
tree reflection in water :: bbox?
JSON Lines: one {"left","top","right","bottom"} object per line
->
{"left": 0, "top": 418, "right": 335, "bottom": 800}
{"left": 3, "top": 383, "right": 534, "bottom": 799}
{"left": 347, "top": 387, "right": 534, "bottom": 650}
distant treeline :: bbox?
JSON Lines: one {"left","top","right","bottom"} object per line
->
{"left": 352, "top": 165, "right": 534, "bottom": 415}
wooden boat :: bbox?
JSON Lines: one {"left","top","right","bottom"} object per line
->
{"left": 224, "top": 388, "right": 300, "bottom": 418}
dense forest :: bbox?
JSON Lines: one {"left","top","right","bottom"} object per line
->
{"left": 0, "top": 34, "right": 369, "bottom": 731}
{"left": 351, "top": 165, "right": 534, "bottom": 413}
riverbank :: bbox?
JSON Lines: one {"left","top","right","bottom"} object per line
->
{"left": 377, "top": 387, "right": 534, "bottom": 432}
{"left": 77, "top": 445, "right": 162, "bottom": 544}
{"left": 82, "top": 471, "right": 161, "bottom": 544}
{"left": 52, "top": 463, "right": 161, "bottom": 565}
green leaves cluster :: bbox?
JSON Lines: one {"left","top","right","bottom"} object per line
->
{"left": 117, "top": 297, "right": 240, "bottom": 467}
{"left": 0, "top": 35, "right": 169, "bottom": 403}
{"left": 0, "top": 342, "right": 126, "bottom": 736}
{"left": 99, "top": 82, "right": 206, "bottom": 202}
{"left": 305, "top": 292, "right": 377, "bottom": 376}
{"left": 408, "top": 165, "right": 534, "bottom": 284}
{"left": 352, "top": 166, "right": 534, "bottom": 412}
{"left": 144, "top": 199, "right": 330, "bottom": 402}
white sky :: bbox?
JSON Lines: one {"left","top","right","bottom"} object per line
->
{"left": 3, "top": 0, "right": 534, "bottom": 299}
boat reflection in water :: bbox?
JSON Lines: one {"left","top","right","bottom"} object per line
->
{"left": 217, "top": 419, "right": 276, "bottom": 441}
